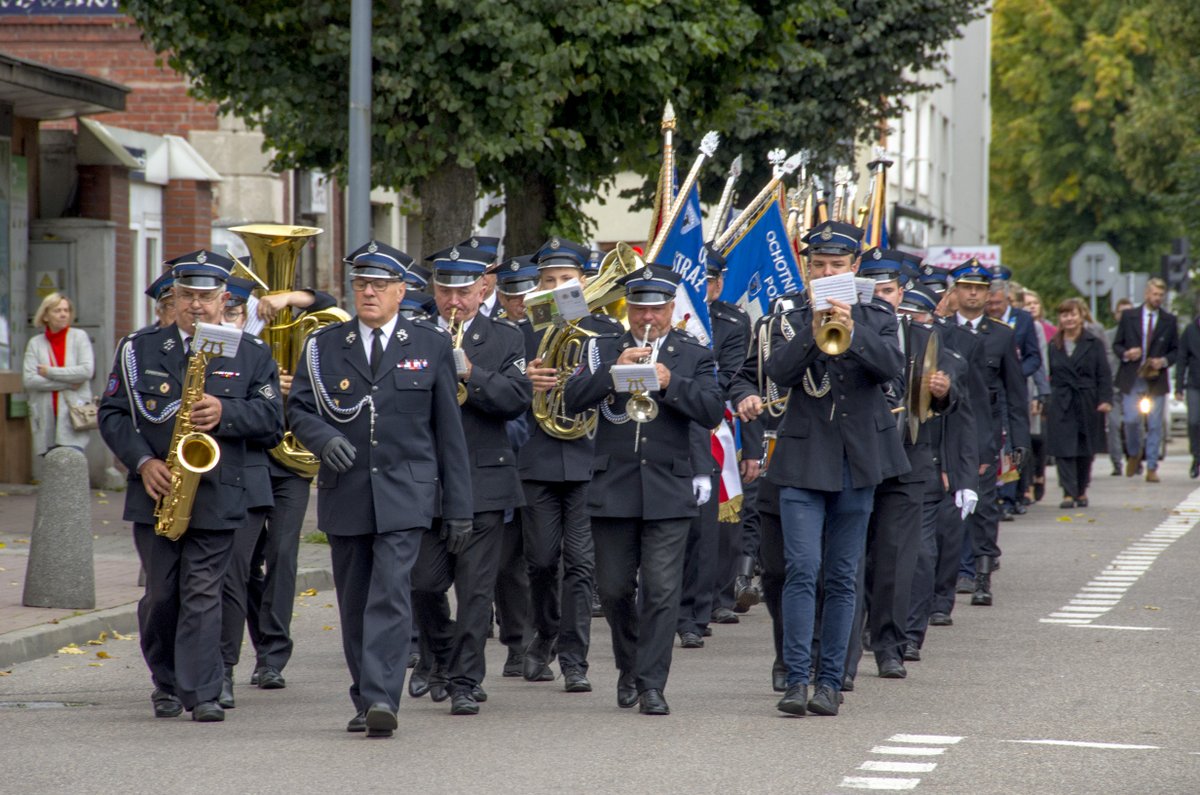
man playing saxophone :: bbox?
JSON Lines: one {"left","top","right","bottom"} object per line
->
{"left": 99, "top": 251, "right": 283, "bottom": 723}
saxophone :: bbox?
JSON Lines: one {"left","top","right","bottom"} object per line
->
{"left": 153, "top": 341, "right": 221, "bottom": 541}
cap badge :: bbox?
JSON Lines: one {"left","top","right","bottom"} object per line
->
{"left": 820, "top": 227, "right": 832, "bottom": 241}
{"left": 550, "top": 238, "right": 561, "bottom": 250}
{"left": 449, "top": 247, "right": 460, "bottom": 261}
{"left": 470, "top": 237, "right": 479, "bottom": 247}
{"left": 367, "top": 241, "right": 378, "bottom": 254}
{"left": 873, "top": 249, "right": 882, "bottom": 260}
{"left": 510, "top": 262, "right": 519, "bottom": 271}
{"left": 642, "top": 267, "right": 654, "bottom": 280}
{"left": 197, "top": 251, "right": 207, "bottom": 264}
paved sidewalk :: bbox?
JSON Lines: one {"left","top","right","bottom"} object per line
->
{"left": 0, "top": 483, "right": 332, "bottom": 668}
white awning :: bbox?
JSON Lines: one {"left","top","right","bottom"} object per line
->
{"left": 77, "top": 118, "right": 221, "bottom": 185}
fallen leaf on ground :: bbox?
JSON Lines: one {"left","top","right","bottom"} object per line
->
{"left": 88, "top": 663, "right": 103, "bottom": 667}
{"left": 95, "top": 491, "right": 107, "bottom": 498}
{"left": 0, "top": 542, "right": 6, "bottom": 549}
{"left": 111, "top": 631, "right": 131, "bottom": 641}
{"left": 0, "top": 669, "right": 11, "bottom": 676}
{"left": 300, "top": 588, "right": 318, "bottom": 597}
{"left": 95, "top": 651, "right": 111, "bottom": 659}
{"left": 14, "top": 538, "right": 28, "bottom": 544}
{"left": 1144, "top": 605, "right": 1161, "bottom": 611}
{"left": 57, "top": 645, "right": 85, "bottom": 655}
{"left": 86, "top": 639, "right": 104, "bottom": 646}
{"left": 1057, "top": 516, "right": 1073, "bottom": 522}
{"left": 322, "top": 625, "right": 334, "bottom": 631}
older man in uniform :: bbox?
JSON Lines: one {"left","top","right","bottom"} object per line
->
{"left": 99, "top": 250, "right": 283, "bottom": 723}
{"left": 410, "top": 242, "right": 532, "bottom": 716}
{"left": 565, "top": 263, "right": 724, "bottom": 715}
{"left": 519, "top": 238, "right": 622, "bottom": 691}
{"left": 288, "top": 244, "right": 472, "bottom": 737}
{"left": 766, "top": 221, "right": 908, "bottom": 717}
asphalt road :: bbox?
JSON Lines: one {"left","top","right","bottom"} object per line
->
{"left": 3, "top": 458, "right": 1200, "bottom": 794}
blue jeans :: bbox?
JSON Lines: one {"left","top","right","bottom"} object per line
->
{"left": 779, "top": 459, "right": 875, "bottom": 691}
{"left": 1122, "top": 382, "right": 1165, "bottom": 469}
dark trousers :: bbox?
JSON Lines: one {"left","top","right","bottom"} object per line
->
{"left": 1056, "top": 455, "right": 1094, "bottom": 499}
{"left": 521, "top": 480, "right": 594, "bottom": 670}
{"left": 494, "top": 512, "right": 531, "bottom": 653}
{"left": 848, "top": 474, "right": 922, "bottom": 674}
{"left": 329, "top": 529, "right": 421, "bottom": 713}
{"left": 134, "top": 523, "right": 237, "bottom": 710}
{"left": 968, "top": 461, "right": 1000, "bottom": 559}
{"left": 713, "top": 517, "right": 743, "bottom": 611}
{"left": 932, "top": 492, "right": 967, "bottom": 616}
{"left": 739, "top": 478, "right": 761, "bottom": 558}
{"left": 1187, "top": 387, "right": 1200, "bottom": 458}
{"left": 220, "top": 473, "right": 309, "bottom": 672}
{"left": 759, "top": 508, "right": 785, "bottom": 664}
{"left": 592, "top": 515, "right": 691, "bottom": 693}
{"left": 412, "top": 511, "right": 505, "bottom": 694}
{"left": 677, "top": 473, "right": 719, "bottom": 635}
{"left": 908, "top": 485, "right": 954, "bottom": 647}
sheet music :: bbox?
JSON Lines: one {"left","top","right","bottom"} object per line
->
{"left": 809, "top": 272, "right": 859, "bottom": 312}
{"left": 192, "top": 321, "right": 243, "bottom": 359}
{"left": 611, "top": 363, "right": 660, "bottom": 394}
{"left": 855, "top": 277, "right": 877, "bottom": 304}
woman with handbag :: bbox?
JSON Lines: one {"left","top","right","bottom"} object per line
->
{"left": 22, "top": 292, "right": 96, "bottom": 455}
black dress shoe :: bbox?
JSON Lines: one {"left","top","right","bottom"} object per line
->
{"left": 346, "top": 711, "right": 366, "bottom": 732}
{"left": 841, "top": 674, "right": 854, "bottom": 692}
{"left": 1076, "top": 497, "right": 1088, "bottom": 508}
{"left": 429, "top": 667, "right": 450, "bottom": 703}
{"left": 929, "top": 611, "right": 953, "bottom": 626}
{"left": 523, "top": 637, "right": 555, "bottom": 682}
{"left": 617, "top": 671, "right": 638, "bottom": 708}
{"left": 1111, "top": 464, "right": 1122, "bottom": 477}
{"left": 806, "top": 684, "right": 840, "bottom": 716}
{"left": 902, "top": 642, "right": 921, "bottom": 662}
{"left": 710, "top": 607, "right": 740, "bottom": 624}
{"left": 771, "top": 659, "right": 787, "bottom": 693}
{"left": 249, "top": 668, "right": 261, "bottom": 687}
{"left": 1000, "top": 507, "right": 1015, "bottom": 522}
{"left": 502, "top": 647, "right": 524, "bottom": 677}
{"left": 1014, "top": 502, "right": 1027, "bottom": 515}
{"left": 776, "top": 684, "right": 807, "bottom": 716}
{"left": 407, "top": 652, "right": 420, "bottom": 669}
{"left": 218, "top": 669, "right": 235, "bottom": 709}
{"left": 257, "top": 667, "right": 286, "bottom": 689}
{"left": 151, "top": 688, "right": 183, "bottom": 718}
{"left": 701, "top": 625, "right": 713, "bottom": 637}
{"left": 562, "top": 667, "right": 592, "bottom": 693}
{"left": 191, "top": 701, "right": 225, "bottom": 722}
{"left": 408, "top": 667, "right": 430, "bottom": 698}
{"left": 877, "top": 657, "right": 907, "bottom": 679}
{"left": 956, "top": 576, "right": 974, "bottom": 594}
{"left": 1191, "top": 459, "right": 1200, "bottom": 479}
{"left": 638, "top": 689, "right": 670, "bottom": 715}
{"left": 365, "top": 702, "right": 397, "bottom": 737}
{"left": 470, "top": 684, "right": 488, "bottom": 703}
{"left": 450, "top": 690, "right": 480, "bottom": 716}
{"left": 590, "top": 587, "right": 604, "bottom": 618}
{"left": 679, "top": 631, "right": 704, "bottom": 649}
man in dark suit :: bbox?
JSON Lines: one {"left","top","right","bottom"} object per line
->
{"left": 950, "top": 259, "right": 1030, "bottom": 607}
{"left": 564, "top": 263, "right": 724, "bottom": 716}
{"left": 410, "top": 242, "right": 532, "bottom": 716}
{"left": 1114, "top": 277, "right": 1178, "bottom": 482}
{"left": 677, "top": 245, "right": 751, "bottom": 644}
{"left": 765, "top": 221, "right": 909, "bottom": 717}
{"left": 1174, "top": 307, "right": 1200, "bottom": 478}
{"left": 519, "top": 238, "right": 622, "bottom": 691}
{"left": 288, "top": 244, "right": 473, "bottom": 737}
{"left": 99, "top": 250, "right": 284, "bottom": 723}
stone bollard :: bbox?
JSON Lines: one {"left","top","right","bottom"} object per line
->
{"left": 23, "top": 447, "right": 95, "bottom": 609}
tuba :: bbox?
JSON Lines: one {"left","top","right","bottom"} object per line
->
{"left": 531, "top": 242, "right": 640, "bottom": 439}
{"left": 230, "top": 224, "right": 350, "bottom": 477}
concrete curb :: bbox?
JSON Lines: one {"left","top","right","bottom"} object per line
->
{"left": 0, "top": 565, "right": 335, "bottom": 669}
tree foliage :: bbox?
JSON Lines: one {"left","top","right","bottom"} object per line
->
{"left": 991, "top": 0, "right": 1200, "bottom": 316}
{"left": 122, "top": 0, "right": 985, "bottom": 255}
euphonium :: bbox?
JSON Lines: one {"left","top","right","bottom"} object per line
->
{"left": 154, "top": 340, "right": 220, "bottom": 541}
{"left": 448, "top": 308, "right": 468, "bottom": 405}
{"left": 230, "top": 224, "right": 349, "bottom": 478}
{"left": 531, "top": 242, "right": 640, "bottom": 439}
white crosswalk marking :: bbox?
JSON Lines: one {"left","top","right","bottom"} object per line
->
{"left": 840, "top": 776, "right": 921, "bottom": 790}
{"left": 887, "top": 734, "right": 963, "bottom": 744}
{"left": 870, "top": 746, "right": 946, "bottom": 756}
{"left": 859, "top": 761, "right": 938, "bottom": 773}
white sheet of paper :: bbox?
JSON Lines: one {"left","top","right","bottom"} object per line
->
{"left": 611, "top": 363, "right": 660, "bottom": 394}
{"left": 809, "top": 272, "right": 859, "bottom": 312}
{"left": 855, "top": 277, "right": 877, "bottom": 304}
{"left": 553, "top": 279, "right": 589, "bottom": 321}
{"left": 193, "top": 321, "right": 243, "bottom": 359}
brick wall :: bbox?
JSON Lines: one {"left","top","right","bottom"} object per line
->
{"left": 0, "top": 16, "right": 219, "bottom": 135}
{"left": 77, "top": 165, "right": 133, "bottom": 337}
{"left": 164, "top": 180, "right": 214, "bottom": 256}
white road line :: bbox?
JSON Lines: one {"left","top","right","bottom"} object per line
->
{"left": 840, "top": 776, "right": 921, "bottom": 790}
{"left": 1007, "top": 739, "right": 1160, "bottom": 750}
{"left": 887, "top": 734, "right": 963, "bottom": 744}
{"left": 870, "top": 746, "right": 946, "bottom": 756}
{"left": 859, "top": 761, "right": 938, "bottom": 773}
{"left": 1040, "top": 618, "right": 1091, "bottom": 624}
{"left": 1078, "top": 624, "right": 1169, "bottom": 631}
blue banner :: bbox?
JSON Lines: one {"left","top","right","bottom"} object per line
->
{"left": 655, "top": 184, "right": 712, "bottom": 347}
{"left": 719, "top": 202, "right": 802, "bottom": 320}
{"left": 0, "top": 0, "right": 123, "bottom": 13}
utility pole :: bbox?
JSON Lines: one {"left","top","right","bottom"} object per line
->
{"left": 346, "top": 0, "right": 372, "bottom": 302}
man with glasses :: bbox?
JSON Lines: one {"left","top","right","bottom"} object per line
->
{"left": 288, "top": 242, "right": 472, "bottom": 737}
{"left": 99, "top": 250, "right": 284, "bottom": 724}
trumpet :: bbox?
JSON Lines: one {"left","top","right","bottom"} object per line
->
{"left": 448, "top": 307, "right": 468, "bottom": 405}
{"left": 797, "top": 256, "right": 851, "bottom": 356}
{"left": 626, "top": 324, "right": 660, "bottom": 435}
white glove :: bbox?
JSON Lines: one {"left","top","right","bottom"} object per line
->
{"left": 692, "top": 475, "right": 712, "bottom": 506}
{"left": 955, "top": 488, "right": 978, "bottom": 520}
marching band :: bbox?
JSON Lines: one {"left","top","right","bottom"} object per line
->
{"left": 98, "top": 135, "right": 1044, "bottom": 733}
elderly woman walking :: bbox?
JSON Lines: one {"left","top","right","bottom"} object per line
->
{"left": 1045, "top": 297, "right": 1113, "bottom": 509}
{"left": 22, "top": 292, "right": 95, "bottom": 456}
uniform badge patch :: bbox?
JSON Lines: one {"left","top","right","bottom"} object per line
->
{"left": 105, "top": 374, "right": 119, "bottom": 396}
{"left": 163, "top": 338, "right": 176, "bottom": 352}
{"left": 259, "top": 384, "right": 277, "bottom": 400}
{"left": 339, "top": 378, "right": 351, "bottom": 391}
{"left": 346, "top": 331, "right": 358, "bottom": 344}
{"left": 159, "top": 382, "right": 170, "bottom": 394}
{"left": 146, "top": 399, "right": 157, "bottom": 411}
{"left": 396, "top": 328, "right": 408, "bottom": 342}
{"left": 514, "top": 358, "right": 526, "bottom": 375}
{"left": 398, "top": 359, "right": 429, "bottom": 370}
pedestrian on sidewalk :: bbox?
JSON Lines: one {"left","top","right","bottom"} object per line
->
{"left": 22, "top": 292, "right": 94, "bottom": 457}
{"left": 1113, "top": 278, "right": 1177, "bottom": 482}
{"left": 1046, "top": 298, "right": 1113, "bottom": 509}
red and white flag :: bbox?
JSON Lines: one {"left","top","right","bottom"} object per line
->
{"left": 712, "top": 405, "right": 743, "bottom": 523}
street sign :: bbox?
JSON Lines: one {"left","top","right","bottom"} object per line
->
{"left": 1070, "top": 241, "right": 1120, "bottom": 318}
{"left": 925, "top": 245, "right": 1002, "bottom": 271}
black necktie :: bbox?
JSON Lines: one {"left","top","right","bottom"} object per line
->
{"left": 370, "top": 328, "right": 384, "bottom": 376}
{"left": 183, "top": 336, "right": 192, "bottom": 356}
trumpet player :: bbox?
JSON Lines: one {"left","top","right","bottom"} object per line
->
{"left": 518, "top": 238, "right": 622, "bottom": 690}
{"left": 765, "top": 221, "right": 908, "bottom": 718}
{"left": 410, "top": 242, "right": 532, "bottom": 716}
{"left": 99, "top": 251, "right": 283, "bottom": 723}
{"left": 564, "top": 265, "right": 724, "bottom": 715}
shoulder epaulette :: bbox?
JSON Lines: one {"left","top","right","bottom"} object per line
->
{"left": 413, "top": 317, "right": 448, "bottom": 335}
{"left": 493, "top": 317, "right": 519, "bottom": 330}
